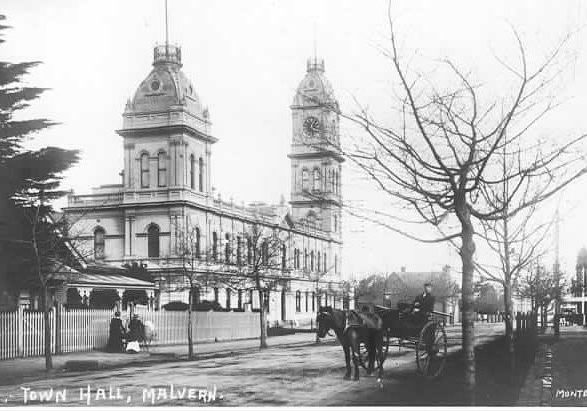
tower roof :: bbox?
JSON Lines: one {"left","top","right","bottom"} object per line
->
{"left": 291, "top": 57, "right": 338, "bottom": 109}
{"left": 124, "top": 44, "right": 210, "bottom": 124}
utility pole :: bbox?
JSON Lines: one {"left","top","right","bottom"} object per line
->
{"left": 554, "top": 209, "right": 561, "bottom": 336}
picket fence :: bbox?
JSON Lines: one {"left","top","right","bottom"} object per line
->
{"left": 0, "top": 307, "right": 260, "bottom": 360}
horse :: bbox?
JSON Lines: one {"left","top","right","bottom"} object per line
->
{"left": 316, "top": 307, "right": 385, "bottom": 381}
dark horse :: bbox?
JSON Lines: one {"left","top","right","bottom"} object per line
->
{"left": 316, "top": 307, "right": 385, "bottom": 381}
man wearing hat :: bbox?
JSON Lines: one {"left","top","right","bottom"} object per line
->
{"left": 412, "top": 282, "right": 435, "bottom": 325}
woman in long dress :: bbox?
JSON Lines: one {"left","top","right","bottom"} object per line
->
{"left": 126, "top": 314, "right": 144, "bottom": 353}
{"left": 106, "top": 312, "right": 125, "bottom": 353}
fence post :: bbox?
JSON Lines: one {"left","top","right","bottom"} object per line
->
{"left": 55, "top": 305, "right": 61, "bottom": 355}
{"left": 17, "top": 305, "right": 24, "bottom": 357}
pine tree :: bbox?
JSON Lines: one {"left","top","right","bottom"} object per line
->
{"left": 0, "top": 14, "right": 80, "bottom": 370}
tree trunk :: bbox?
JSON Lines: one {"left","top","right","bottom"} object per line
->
{"left": 458, "top": 203, "right": 476, "bottom": 405}
{"left": 43, "top": 286, "right": 52, "bottom": 370}
{"left": 503, "top": 282, "right": 514, "bottom": 355}
{"left": 258, "top": 289, "right": 268, "bottom": 349}
{"left": 187, "top": 287, "right": 194, "bottom": 359}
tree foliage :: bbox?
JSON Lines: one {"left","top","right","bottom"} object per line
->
{"left": 0, "top": 14, "right": 79, "bottom": 370}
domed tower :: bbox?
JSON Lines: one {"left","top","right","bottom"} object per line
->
{"left": 289, "top": 56, "right": 343, "bottom": 239}
{"left": 117, "top": 44, "right": 217, "bottom": 194}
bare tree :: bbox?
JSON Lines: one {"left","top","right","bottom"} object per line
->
{"left": 476, "top": 166, "right": 555, "bottom": 354}
{"left": 518, "top": 263, "right": 566, "bottom": 329}
{"left": 16, "top": 201, "right": 90, "bottom": 370}
{"left": 341, "top": 8, "right": 587, "bottom": 400}
{"left": 173, "top": 217, "right": 207, "bottom": 360}
{"left": 226, "top": 220, "right": 289, "bottom": 349}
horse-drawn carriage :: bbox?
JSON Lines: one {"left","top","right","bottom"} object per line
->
{"left": 316, "top": 304, "right": 450, "bottom": 381}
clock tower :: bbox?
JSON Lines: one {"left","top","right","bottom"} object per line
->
{"left": 289, "top": 57, "right": 343, "bottom": 239}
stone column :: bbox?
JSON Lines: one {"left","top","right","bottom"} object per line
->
{"left": 123, "top": 143, "right": 135, "bottom": 188}
{"left": 124, "top": 216, "right": 135, "bottom": 258}
{"left": 115, "top": 288, "right": 125, "bottom": 312}
{"left": 146, "top": 289, "right": 155, "bottom": 310}
{"left": 206, "top": 144, "right": 212, "bottom": 194}
{"left": 169, "top": 214, "right": 178, "bottom": 256}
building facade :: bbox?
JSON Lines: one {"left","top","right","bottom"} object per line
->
{"left": 63, "top": 44, "right": 351, "bottom": 326}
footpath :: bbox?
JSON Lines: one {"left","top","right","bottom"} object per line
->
{"left": 517, "top": 325, "right": 587, "bottom": 406}
{"left": 0, "top": 331, "right": 332, "bottom": 387}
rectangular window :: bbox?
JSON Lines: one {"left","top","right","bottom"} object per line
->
{"left": 296, "top": 291, "right": 301, "bottom": 313}
{"left": 305, "top": 291, "right": 309, "bottom": 312}
{"left": 214, "top": 287, "right": 219, "bottom": 303}
{"left": 226, "top": 289, "right": 231, "bottom": 309}
{"left": 157, "top": 152, "right": 166, "bottom": 187}
{"left": 140, "top": 153, "right": 150, "bottom": 188}
{"left": 312, "top": 292, "right": 315, "bottom": 312}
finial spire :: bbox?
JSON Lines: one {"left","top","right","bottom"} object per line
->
{"left": 165, "top": 0, "right": 169, "bottom": 46}
{"left": 313, "top": 22, "right": 317, "bottom": 64}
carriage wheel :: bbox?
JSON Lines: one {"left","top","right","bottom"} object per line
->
{"left": 416, "top": 322, "right": 447, "bottom": 379}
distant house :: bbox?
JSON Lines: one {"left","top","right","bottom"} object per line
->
{"left": 355, "top": 266, "right": 460, "bottom": 321}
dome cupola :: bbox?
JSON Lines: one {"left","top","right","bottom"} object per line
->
{"left": 122, "top": 43, "right": 211, "bottom": 133}
{"left": 291, "top": 56, "right": 338, "bottom": 110}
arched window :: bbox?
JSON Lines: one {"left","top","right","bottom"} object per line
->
{"left": 296, "top": 291, "right": 301, "bottom": 313}
{"left": 301, "top": 169, "right": 309, "bottom": 191}
{"left": 198, "top": 157, "right": 204, "bottom": 192}
{"left": 262, "top": 240, "right": 269, "bottom": 265}
{"left": 225, "top": 233, "right": 231, "bottom": 263}
{"left": 313, "top": 168, "right": 321, "bottom": 191}
{"left": 281, "top": 244, "right": 287, "bottom": 270}
{"left": 190, "top": 155, "right": 195, "bottom": 189}
{"left": 140, "top": 153, "right": 150, "bottom": 188}
{"left": 195, "top": 227, "right": 201, "bottom": 259}
{"left": 147, "top": 224, "right": 160, "bottom": 258}
{"left": 263, "top": 290, "right": 270, "bottom": 312}
{"left": 157, "top": 152, "right": 166, "bottom": 187}
{"left": 310, "top": 251, "right": 314, "bottom": 271}
{"left": 94, "top": 227, "right": 105, "bottom": 260}
{"left": 212, "top": 232, "right": 218, "bottom": 261}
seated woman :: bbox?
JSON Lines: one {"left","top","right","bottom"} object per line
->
{"left": 126, "top": 314, "right": 145, "bottom": 353}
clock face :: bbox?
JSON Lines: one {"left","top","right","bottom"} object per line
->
{"left": 303, "top": 116, "right": 321, "bottom": 137}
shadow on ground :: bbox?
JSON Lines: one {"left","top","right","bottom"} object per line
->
{"left": 340, "top": 334, "right": 538, "bottom": 406}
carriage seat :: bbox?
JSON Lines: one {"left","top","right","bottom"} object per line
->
{"left": 347, "top": 310, "right": 383, "bottom": 330}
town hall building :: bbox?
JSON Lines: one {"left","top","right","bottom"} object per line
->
{"left": 63, "top": 40, "right": 351, "bottom": 326}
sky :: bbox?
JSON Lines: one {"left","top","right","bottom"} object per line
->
{"left": 3, "top": 0, "right": 587, "bottom": 282}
